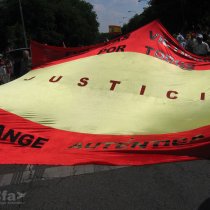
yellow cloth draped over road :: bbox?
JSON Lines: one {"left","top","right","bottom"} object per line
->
{"left": 0, "top": 52, "right": 209, "bottom": 135}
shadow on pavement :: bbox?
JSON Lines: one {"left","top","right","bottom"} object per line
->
{"left": 198, "top": 198, "right": 210, "bottom": 210}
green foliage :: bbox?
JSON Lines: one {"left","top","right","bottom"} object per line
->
{"left": 0, "top": 0, "right": 99, "bottom": 50}
{"left": 123, "top": 0, "right": 210, "bottom": 34}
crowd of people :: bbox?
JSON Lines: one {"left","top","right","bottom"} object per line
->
{"left": 175, "top": 31, "right": 210, "bottom": 56}
{"left": 0, "top": 49, "right": 31, "bottom": 85}
{"left": 0, "top": 53, "right": 13, "bottom": 85}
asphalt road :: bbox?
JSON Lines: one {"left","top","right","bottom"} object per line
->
{"left": 0, "top": 160, "right": 210, "bottom": 210}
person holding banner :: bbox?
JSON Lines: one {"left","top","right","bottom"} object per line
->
{"left": 192, "top": 34, "right": 210, "bottom": 56}
{"left": 176, "top": 33, "right": 186, "bottom": 48}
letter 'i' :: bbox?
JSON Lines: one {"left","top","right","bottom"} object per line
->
{"left": 140, "top": 85, "right": 146, "bottom": 95}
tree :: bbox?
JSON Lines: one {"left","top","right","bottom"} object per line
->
{"left": 0, "top": 0, "right": 99, "bottom": 50}
{"left": 122, "top": 0, "right": 210, "bottom": 35}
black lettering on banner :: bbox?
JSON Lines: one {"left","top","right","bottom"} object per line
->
{"left": 0, "top": 125, "right": 49, "bottom": 148}
{"left": 78, "top": 77, "right": 89, "bottom": 87}
{"left": 140, "top": 85, "right": 146, "bottom": 95}
{"left": 149, "top": 31, "right": 159, "bottom": 40}
{"left": 166, "top": 55, "right": 174, "bottom": 64}
{"left": 85, "top": 142, "right": 101, "bottom": 149}
{"left": 145, "top": 46, "right": 193, "bottom": 70}
{"left": 24, "top": 76, "right": 36, "bottom": 81}
{"left": 68, "top": 143, "right": 83, "bottom": 149}
{"left": 97, "top": 48, "right": 107, "bottom": 54}
{"left": 190, "top": 135, "right": 205, "bottom": 143}
{"left": 115, "top": 142, "right": 128, "bottom": 149}
{"left": 116, "top": 45, "right": 126, "bottom": 52}
{"left": 152, "top": 140, "right": 170, "bottom": 147}
{"left": 145, "top": 46, "right": 155, "bottom": 55}
{"left": 97, "top": 45, "right": 127, "bottom": 55}
{"left": 158, "top": 37, "right": 170, "bottom": 48}
{"left": 200, "top": 93, "right": 205, "bottom": 101}
{"left": 107, "top": 47, "right": 116, "bottom": 53}
{"left": 18, "top": 134, "right": 34, "bottom": 146}
{"left": 166, "top": 91, "right": 178, "bottom": 100}
{"left": 172, "top": 138, "right": 188, "bottom": 146}
{"left": 2, "top": 129, "right": 21, "bottom": 143}
{"left": 131, "top": 141, "right": 149, "bottom": 149}
{"left": 0, "top": 125, "right": 5, "bottom": 137}
{"left": 155, "top": 50, "right": 165, "bottom": 60}
{"left": 103, "top": 142, "right": 115, "bottom": 149}
{"left": 110, "top": 80, "right": 121, "bottom": 91}
{"left": 49, "top": 76, "right": 63, "bottom": 83}
{"left": 67, "top": 134, "right": 205, "bottom": 150}
{"left": 31, "top": 137, "right": 49, "bottom": 148}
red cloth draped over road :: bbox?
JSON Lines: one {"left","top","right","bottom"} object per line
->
{"left": 0, "top": 108, "right": 210, "bottom": 165}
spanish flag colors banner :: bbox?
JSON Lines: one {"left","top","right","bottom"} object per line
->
{"left": 0, "top": 20, "right": 210, "bottom": 165}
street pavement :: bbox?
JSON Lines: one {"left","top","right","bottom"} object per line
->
{"left": 0, "top": 160, "right": 209, "bottom": 210}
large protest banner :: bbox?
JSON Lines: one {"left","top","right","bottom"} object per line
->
{"left": 31, "top": 20, "right": 210, "bottom": 70}
{"left": 0, "top": 20, "right": 210, "bottom": 165}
